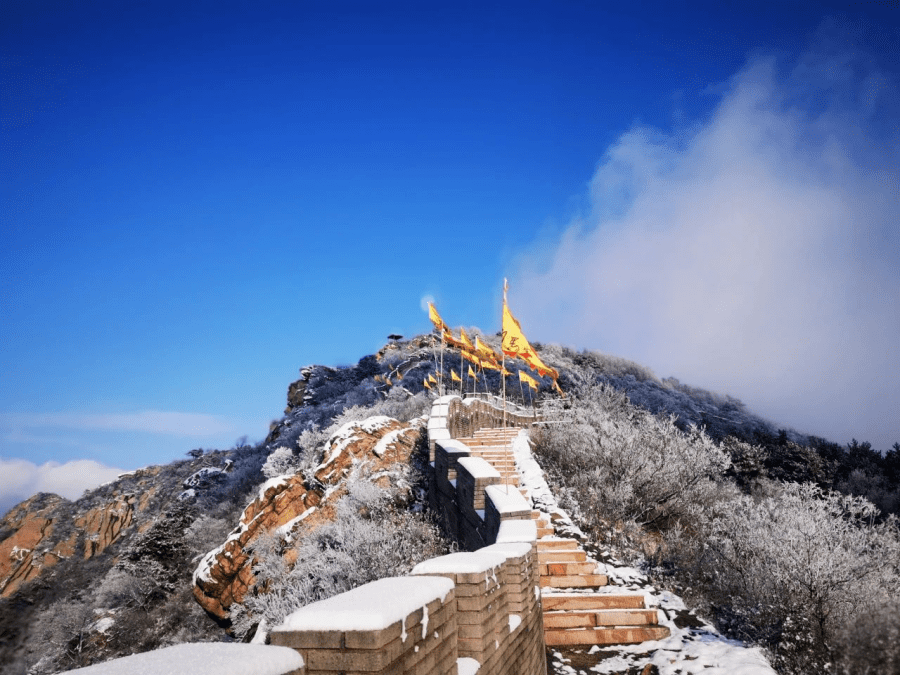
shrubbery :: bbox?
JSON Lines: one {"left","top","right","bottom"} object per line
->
{"left": 533, "top": 382, "right": 900, "bottom": 675}
{"left": 535, "top": 382, "right": 732, "bottom": 551}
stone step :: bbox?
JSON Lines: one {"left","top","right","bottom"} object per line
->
{"left": 544, "top": 626, "right": 670, "bottom": 647}
{"left": 536, "top": 539, "right": 580, "bottom": 550}
{"left": 540, "top": 574, "right": 608, "bottom": 588}
{"left": 541, "top": 595, "right": 646, "bottom": 611}
{"left": 538, "top": 550, "right": 587, "bottom": 563}
{"left": 542, "top": 609, "right": 659, "bottom": 629}
{"left": 536, "top": 528, "right": 555, "bottom": 538}
{"left": 539, "top": 562, "right": 598, "bottom": 576}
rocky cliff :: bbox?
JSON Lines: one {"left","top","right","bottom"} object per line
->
{"left": 192, "top": 416, "right": 422, "bottom": 620}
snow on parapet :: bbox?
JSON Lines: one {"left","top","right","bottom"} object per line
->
{"left": 484, "top": 484, "right": 530, "bottom": 514}
{"left": 457, "top": 457, "right": 500, "bottom": 480}
{"left": 274, "top": 576, "right": 454, "bottom": 633}
{"left": 437, "top": 439, "right": 470, "bottom": 454}
{"left": 483, "top": 542, "right": 533, "bottom": 558}
{"left": 494, "top": 519, "right": 538, "bottom": 543}
{"left": 63, "top": 643, "right": 304, "bottom": 675}
{"left": 411, "top": 549, "right": 508, "bottom": 576}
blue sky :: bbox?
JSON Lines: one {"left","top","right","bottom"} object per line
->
{"left": 2, "top": 1, "right": 899, "bottom": 510}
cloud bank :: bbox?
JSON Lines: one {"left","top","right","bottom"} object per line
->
{"left": 513, "top": 48, "right": 900, "bottom": 448}
{"left": 0, "top": 458, "right": 125, "bottom": 516}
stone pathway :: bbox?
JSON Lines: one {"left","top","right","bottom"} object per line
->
{"left": 453, "top": 426, "right": 670, "bottom": 649}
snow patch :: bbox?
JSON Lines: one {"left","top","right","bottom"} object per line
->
{"left": 61, "top": 642, "right": 304, "bottom": 675}
{"left": 373, "top": 428, "right": 405, "bottom": 458}
{"left": 457, "top": 656, "right": 481, "bottom": 675}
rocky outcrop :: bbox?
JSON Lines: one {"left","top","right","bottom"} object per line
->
{"left": 75, "top": 494, "right": 137, "bottom": 559}
{"left": 0, "top": 494, "right": 70, "bottom": 597}
{"left": 193, "top": 416, "right": 422, "bottom": 621}
{"left": 0, "top": 478, "right": 162, "bottom": 598}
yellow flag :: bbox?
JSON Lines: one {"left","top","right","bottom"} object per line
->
{"left": 475, "top": 336, "right": 501, "bottom": 364}
{"left": 501, "top": 299, "right": 559, "bottom": 379}
{"left": 524, "top": 351, "right": 558, "bottom": 380}
{"left": 502, "top": 301, "right": 532, "bottom": 359}
{"left": 553, "top": 379, "right": 566, "bottom": 397}
{"left": 467, "top": 365, "right": 477, "bottom": 379}
{"left": 461, "top": 350, "right": 481, "bottom": 366}
{"left": 444, "top": 332, "right": 465, "bottom": 350}
{"left": 519, "top": 370, "right": 539, "bottom": 391}
{"left": 385, "top": 376, "right": 393, "bottom": 386}
{"left": 423, "top": 377, "right": 431, "bottom": 389}
{"left": 459, "top": 327, "right": 475, "bottom": 351}
{"left": 428, "top": 302, "right": 449, "bottom": 333}
{"left": 501, "top": 367, "right": 512, "bottom": 376}
{"left": 482, "top": 359, "right": 499, "bottom": 371}
{"left": 428, "top": 374, "right": 437, "bottom": 384}
{"left": 451, "top": 369, "right": 462, "bottom": 382}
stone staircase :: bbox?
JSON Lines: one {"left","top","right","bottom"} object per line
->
{"left": 452, "top": 427, "right": 522, "bottom": 487}
{"left": 455, "top": 422, "right": 670, "bottom": 649}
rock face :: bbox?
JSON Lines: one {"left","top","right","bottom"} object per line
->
{"left": 0, "top": 494, "right": 71, "bottom": 598}
{"left": 0, "top": 473, "right": 162, "bottom": 599}
{"left": 192, "top": 416, "right": 422, "bottom": 621}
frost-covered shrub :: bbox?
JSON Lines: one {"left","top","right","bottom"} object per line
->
{"left": 534, "top": 382, "right": 731, "bottom": 552}
{"left": 231, "top": 469, "right": 449, "bottom": 639}
{"left": 261, "top": 446, "right": 301, "bottom": 479}
{"left": 666, "top": 482, "right": 900, "bottom": 674}
{"left": 833, "top": 596, "right": 900, "bottom": 675}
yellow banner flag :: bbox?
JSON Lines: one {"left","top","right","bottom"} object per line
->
{"left": 459, "top": 327, "right": 475, "bottom": 351}
{"left": 502, "top": 301, "right": 532, "bottom": 359}
{"left": 423, "top": 377, "right": 431, "bottom": 389}
{"left": 428, "top": 302, "right": 450, "bottom": 333}
{"left": 501, "top": 367, "right": 512, "bottom": 376}
{"left": 461, "top": 350, "right": 481, "bottom": 366}
{"left": 451, "top": 369, "right": 462, "bottom": 382}
{"left": 481, "top": 359, "right": 499, "bottom": 371}
{"left": 553, "top": 379, "right": 566, "bottom": 397}
{"left": 524, "top": 351, "right": 558, "bottom": 380}
{"left": 475, "top": 336, "right": 501, "bottom": 363}
{"left": 444, "top": 332, "right": 465, "bottom": 350}
{"left": 467, "top": 365, "right": 477, "bottom": 379}
{"left": 519, "top": 370, "right": 539, "bottom": 391}
{"left": 428, "top": 374, "right": 437, "bottom": 384}
{"left": 501, "top": 298, "right": 559, "bottom": 379}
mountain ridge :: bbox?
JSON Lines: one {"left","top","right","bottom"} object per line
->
{"left": 1, "top": 334, "right": 897, "bottom": 674}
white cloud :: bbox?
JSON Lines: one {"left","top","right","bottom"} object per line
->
{"left": 0, "top": 457, "right": 125, "bottom": 516}
{"left": 512, "top": 49, "right": 900, "bottom": 448}
{"left": 0, "top": 410, "right": 237, "bottom": 437}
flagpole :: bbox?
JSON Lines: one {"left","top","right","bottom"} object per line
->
{"left": 439, "top": 330, "right": 445, "bottom": 396}
{"left": 459, "top": 347, "right": 464, "bottom": 396}
{"left": 431, "top": 333, "right": 439, "bottom": 385}
{"left": 502, "top": 280, "right": 509, "bottom": 428}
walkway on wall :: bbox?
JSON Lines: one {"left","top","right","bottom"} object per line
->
{"left": 449, "top": 400, "right": 669, "bottom": 649}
